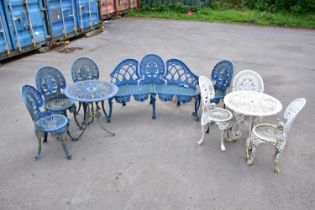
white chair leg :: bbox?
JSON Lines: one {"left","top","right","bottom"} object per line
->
{"left": 220, "top": 129, "right": 226, "bottom": 152}
{"left": 198, "top": 125, "right": 206, "bottom": 145}
{"left": 274, "top": 150, "right": 281, "bottom": 173}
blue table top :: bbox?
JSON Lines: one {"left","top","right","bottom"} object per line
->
{"left": 65, "top": 80, "right": 118, "bottom": 102}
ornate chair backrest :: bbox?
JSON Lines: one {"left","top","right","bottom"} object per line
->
{"left": 283, "top": 98, "right": 306, "bottom": 135}
{"left": 232, "top": 70, "right": 264, "bottom": 92}
{"left": 35, "top": 66, "right": 67, "bottom": 102}
{"left": 110, "top": 59, "right": 140, "bottom": 86}
{"left": 211, "top": 60, "right": 234, "bottom": 93}
{"left": 139, "top": 54, "right": 165, "bottom": 85}
{"left": 199, "top": 76, "right": 215, "bottom": 109}
{"left": 165, "top": 59, "right": 198, "bottom": 89}
{"left": 71, "top": 57, "right": 100, "bottom": 82}
{"left": 20, "top": 85, "right": 47, "bottom": 122}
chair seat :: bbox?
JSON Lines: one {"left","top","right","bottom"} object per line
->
{"left": 115, "top": 84, "right": 153, "bottom": 97}
{"left": 252, "top": 123, "right": 283, "bottom": 143}
{"left": 204, "top": 107, "right": 233, "bottom": 122}
{"left": 155, "top": 84, "right": 198, "bottom": 96}
{"left": 35, "top": 114, "right": 68, "bottom": 132}
{"left": 45, "top": 98, "right": 75, "bottom": 112}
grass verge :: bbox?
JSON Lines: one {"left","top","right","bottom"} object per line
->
{"left": 128, "top": 8, "right": 315, "bottom": 29}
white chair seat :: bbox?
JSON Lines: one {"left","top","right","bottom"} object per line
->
{"left": 252, "top": 123, "right": 283, "bottom": 143}
{"left": 205, "top": 107, "right": 233, "bottom": 122}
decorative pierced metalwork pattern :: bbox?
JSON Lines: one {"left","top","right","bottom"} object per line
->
{"left": 111, "top": 59, "right": 140, "bottom": 86}
{"left": 35, "top": 114, "right": 68, "bottom": 132}
{"left": 233, "top": 70, "right": 264, "bottom": 92}
{"left": 224, "top": 91, "right": 282, "bottom": 117}
{"left": 139, "top": 54, "right": 165, "bottom": 85}
{"left": 20, "top": 85, "right": 48, "bottom": 122}
{"left": 283, "top": 98, "right": 306, "bottom": 134}
{"left": 71, "top": 57, "right": 100, "bottom": 82}
{"left": 199, "top": 76, "right": 215, "bottom": 108}
{"left": 211, "top": 60, "right": 234, "bottom": 92}
{"left": 46, "top": 98, "right": 75, "bottom": 111}
{"left": 253, "top": 124, "right": 283, "bottom": 142}
{"left": 165, "top": 59, "right": 198, "bottom": 88}
{"left": 35, "top": 66, "right": 67, "bottom": 102}
{"left": 65, "top": 80, "right": 118, "bottom": 102}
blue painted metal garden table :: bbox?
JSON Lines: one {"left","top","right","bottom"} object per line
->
{"left": 65, "top": 80, "right": 118, "bottom": 140}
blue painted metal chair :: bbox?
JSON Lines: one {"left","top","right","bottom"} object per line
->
{"left": 71, "top": 56, "right": 100, "bottom": 82}
{"left": 210, "top": 60, "right": 234, "bottom": 104}
{"left": 35, "top": 66, "right": 78, "bottom": 137}
{"left": 36, "top": 66, "right": 76, "bottom": 114}
{"left": 20, "top": 85, "right": 71, "bottom": 160}
{"left": 71, "top": 57, "right": 107, "bottom": 122}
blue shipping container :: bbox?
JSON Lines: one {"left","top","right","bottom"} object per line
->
{"left": 3, "top": 0, "right": 48, "bottom": 51}
{"left": 75, "top": 0, "right": 100, "bottom": 32}
{"left": 44, "top": 0, "right": 78, "bottom": 41}
{"left": 0, "top": 2, "right": 13, "bottom": 56}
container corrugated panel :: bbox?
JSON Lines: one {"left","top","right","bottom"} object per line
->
{"left": 75, "top": 0, "right": 101, "bottom": 32}
{"left": 3, "top": 0, "right": 48, "bottom": 51}
{"left": 100, "top": 0, "right": 115, "bottom": 20}
{"left": 129, "top": 0, "right": 139, "bottom": 9}
{"left": 0, "top": 2, "right": 13, "bottom": 58}
{"left": 114, "top": 0, "right": 129, "bottom": 13}
{"left": 43, "top": 0, "right": 78, "bottom": 43}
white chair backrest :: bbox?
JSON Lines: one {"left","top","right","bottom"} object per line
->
{"left": 283, "top": 98, "right": 306, "bottom": 134}
{"left": 199, "top": 76, "right": 215, "bottom": 108}
{"left": 232, "top": 70, "right": 264, "bottom": 92}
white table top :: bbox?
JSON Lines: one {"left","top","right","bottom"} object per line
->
{"left": 224, "top": 91, "right": 282, "bottom": 117}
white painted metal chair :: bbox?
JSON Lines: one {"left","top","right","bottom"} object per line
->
{"left": 198, "top": 76, "right": 233, "bottom": 151}
{"left": 232, "top": 69, "right": 264, "bottom": 92}
{"left": 230, "top": 70, "right": 265, "bottom": 140}
{"left": 246, "top": 98, "right": 306, "bottom": 173}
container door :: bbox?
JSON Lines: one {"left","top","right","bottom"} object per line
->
{"left": 0, "top": 3, "right": 13, "bottom": 55}
{"left": 76, "top": 0, "right": 100, "bottom": 32}
{"left": 44, "top": 0, "right": 78, "bottom": 39}
{"left": 100, "top": 0, "right": 115, "bottom": 19}
{"left": 115, "top": 0, "right": 129, "bottom": 12}
{"left": 129, "top": 0, "right": 138, "bottom": 9}
{"left": 3, "top": 0, "right": 48, "bottom": 51}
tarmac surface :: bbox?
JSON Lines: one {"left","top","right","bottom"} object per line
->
{"left": 0, "top": 17, "right": 314, "bottom": 210}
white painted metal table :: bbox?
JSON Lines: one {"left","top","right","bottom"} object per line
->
{"left": 224, "top": 91, "right": 282, "bottom": 139}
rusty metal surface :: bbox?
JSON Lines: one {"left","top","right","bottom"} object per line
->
{"left": 129, "top": 0, "right": 139, "bottom": 9}
{"left": 100, "top": 0, "right": 116, "bottom": 19}
{"left": 115, "top": 0, "right": 129, "bottom": 13}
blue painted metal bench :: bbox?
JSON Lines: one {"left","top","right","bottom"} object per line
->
{"left": 108, "top": 54, "right": 200, "bottom": 121}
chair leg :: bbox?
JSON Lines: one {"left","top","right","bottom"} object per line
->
{"left": 101, "top": 101, "right": 110, "bottom": 122}
{"left": 246, "top": 137, "right": 256, "bottom": 165}
{"left": 273, "top": 150, "right": 281, "bottom": 173}
{"left": 198, "top": 125, "right": 206, "bottom": 145}
{"left": 55, "top": 133, "right": 71, "bottom": 160}
{"left": 34, "top": 130, "right": 43, "bottom": 160}
{"left": 192, "top": 95, "right": 200, "bottom": 121}
{"left": 108, "top": 98, "right": 113, "bottom": 122}
{"left": 220, "top": 129, "right": 226, "bottom": 152}
{"left": 151, "top": 94, "right": 157, "bottom": 119}
{"left": 43, "top": 132, "right": 48, "bottom": 143}
{"left": 205, "top": 124, "right": 210, "bottom": 133}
